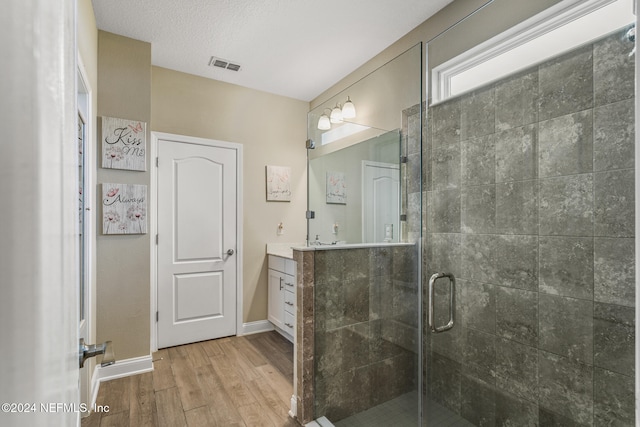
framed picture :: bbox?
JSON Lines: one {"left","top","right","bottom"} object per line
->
{"left": 101, "top": 116, "right": 147, "bottom": 171}
{"left": 266, "top": 165, "right": 292, "bottom": 201}
{"left": 102, "top": 183, "right": 147, "bottom": 234}
{"left": 326, "top": 171, "right": 346, "bottom": 204}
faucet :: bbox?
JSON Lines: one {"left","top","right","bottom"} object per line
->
{"left": 310, "top": 235, "right": 323, "bottom": 246}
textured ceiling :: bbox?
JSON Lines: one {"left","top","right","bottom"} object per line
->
{"left": 91, "top": 0, "right": 453, "bottom": 101}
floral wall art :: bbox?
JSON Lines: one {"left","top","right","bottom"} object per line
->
{"left": 266, "top": 165, "right": 292, "bottom": 201}
{"left": 101, "top": 116, "right": 147, "bottom": 171}
{"left": 102, "top": 183, "right": 147, "bottom": 235}
{"left": 326, "top": 171, "right": 346, "bottom": 204}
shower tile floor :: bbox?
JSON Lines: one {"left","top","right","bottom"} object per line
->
{"left": 330, "top": 392, "right": 474, "bottom": 427}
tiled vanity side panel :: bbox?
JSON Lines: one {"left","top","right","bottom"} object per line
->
{"left": 312, "top": 245, "right": 419, "bottom": 423}
{"left": 294, "top": 249, "right": 315, "bottom": 425}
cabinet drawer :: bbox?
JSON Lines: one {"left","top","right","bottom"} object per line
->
{"left": 285, "top": 259, "right": 296, "bottom": 276}
{"left": 284, "top": 311, "right": 295, "bottom": 332}
{"left": 283, "top": 274, "right": 296, "bottom": 291}
{"left": 268, "top": 255, "right": 286, "bottom": 273}
{"left": 284, "top": 290, "right": 295, "bottom": 313}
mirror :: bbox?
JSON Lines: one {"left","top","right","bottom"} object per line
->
{"left": 306, "top": 43, "right": 422, "bottom": 246}
{"left": 308, "top": 130, "right": 400, "bottom": 245}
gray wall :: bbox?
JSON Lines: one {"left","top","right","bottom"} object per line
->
{"left": 313, "top": 245, "right": 418, "bottom": 422}
{"left": 424, "top": 28, "right": 635, "bottom": 426}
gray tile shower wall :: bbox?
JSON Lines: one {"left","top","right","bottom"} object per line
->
{"left": 423, "top": 29, "right": 635, "bottom": 426}
{"left": 313, "top": 245, "right": 419, "bottom": 422}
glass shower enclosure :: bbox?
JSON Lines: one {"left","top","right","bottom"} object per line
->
{"left": 307, "top": 43, "right": 424, "bottom": 427}
{"left": 306, "top": 0, "right": 636, "bottom": 425}
{"left": 424, "top": 0, "right": 636, "bottom": 425}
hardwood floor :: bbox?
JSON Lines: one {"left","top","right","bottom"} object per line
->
{"left": 82, "top": 331, "right": 299, "bottom": 427}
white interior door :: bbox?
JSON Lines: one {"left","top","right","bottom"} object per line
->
{"left": 362, "top": 161, "right": 400, "bottom": 243}
{"left": 77, "top": 57, "right": 95, "bottom": 414}
{"left": 157, "top": 136, "right": 239, "bottom": 348}
{"left": 0, "top": 1, "right": 79, "bottom": 425}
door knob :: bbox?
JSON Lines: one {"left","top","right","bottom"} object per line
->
{"left": 226, "top": 249, "right": 235, "bottom": 256}
{"left": 79, "top": 338, "right": 115, "bottom": 368}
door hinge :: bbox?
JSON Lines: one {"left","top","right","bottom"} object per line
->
{"left": 156, "top": 157, "right": 159, "bottom": 167}
{"left": 156, "top": 234, "right": 158, "bottom": 245}
{"left": 306, "top": 210, "right": 315, "bottom": 219}
{"left": 156, "top": 311, "right": 159, "bottom": 322}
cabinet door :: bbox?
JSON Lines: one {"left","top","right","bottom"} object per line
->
{"left": 268, "top": 268, "right": 284, "bottom": 329}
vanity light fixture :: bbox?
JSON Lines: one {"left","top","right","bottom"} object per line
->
{"left": 341, "top": 96, "right": 356, "bottom": 119}
{"left": 330, "top": 104, "right": 343, "bottom": 123}
{"left": 316, "top": 97, "right": 356, "bottom": 130}
{"left": 317, "top": 110, "right": 331, "bottom": 130}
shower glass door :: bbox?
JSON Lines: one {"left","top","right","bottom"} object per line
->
{"left": 308, "top": 44, "right": 424, "bottom": 427}
{"left": 424, "top": 0, "right": 636, "bottom": 425}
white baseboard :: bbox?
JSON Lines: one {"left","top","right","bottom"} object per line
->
{"left": 96, "top": 355, "right": 154, "bottom": 383}
{"left": 241, "top": 320, "right": 274, "bottom": 336}
{"left": 306, "top": 417, "right": 335, "bottom": 427}
{"left": 86, "top": 355, "right": 153, "bottom": 416}
{"left": 90, "top": 366, "right": 101, "bottom": 409}
{"left": 289, "top": 394, "right": 297, "bottom": 418}
{"left": 274, "top": 326, "right": 294, "bottom": 343}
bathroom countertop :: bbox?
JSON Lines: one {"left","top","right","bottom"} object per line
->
{"left": 307, "top": 242, "right": 414, "bottom": 250}
{"left": 267, "top": 241, "right": 415, "bottom": 258}
{"left": 266, "top": 243, "right": 305, "bottom": 259}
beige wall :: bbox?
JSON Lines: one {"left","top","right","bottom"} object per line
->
{"left": 308, "top": 43, "right": 422, "bottom": 147}
{"left": 78, "top": 0, "right": 98, "bottom": 92}
{"left": 151, "top": 67, "right": 308, "bottom": 323}
{"left": 311, "top": 0, "right": 562, "bottom": 109}
{"left": 97, "top": 31, "right": 151, "bottom": 360}
{"left": 93, "top": 31, "right": 306, "bottom": 359}
{"left": 426, "top": 0, "right": 562, "bottom": 70}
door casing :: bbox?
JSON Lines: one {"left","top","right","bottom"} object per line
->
{"left": 150, "top": 132, "right": 243, "bottom": 352}
{"left": 77, "top": 54, "right": 97, "bottom": 414}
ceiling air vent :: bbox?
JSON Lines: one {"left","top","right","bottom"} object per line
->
{"left": 208, "top": 56, "right": 241, "bottom": 72}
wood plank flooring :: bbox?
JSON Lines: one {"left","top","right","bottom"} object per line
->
{"left": 82, "top": 331, "right": 299, "bottom": 427}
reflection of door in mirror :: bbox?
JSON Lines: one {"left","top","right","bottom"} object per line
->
{"left": 307, "top": 129, "right": 400, "bottom": 244}
{"left": 362, "top": 161, "right": 399, "bottom": 243}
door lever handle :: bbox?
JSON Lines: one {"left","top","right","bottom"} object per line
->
{"left": 79, "top": 338, "right": 115, "bottom": 368}
{"left": 226, "top": 249, "right": 235, "bottom": 256}
{"left": 428, "top": 272, "right": 455, "bottom": 333}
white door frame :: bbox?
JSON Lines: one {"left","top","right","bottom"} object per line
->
{"left": 150, "top": 132, "right": 243, "bottom": 352}
{"left": 77, "top": 53, "right": 97, "bottom": 411}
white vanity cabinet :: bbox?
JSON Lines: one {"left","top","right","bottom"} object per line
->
{"left": 267, "top": 255, "right": 296, "bottom": 342}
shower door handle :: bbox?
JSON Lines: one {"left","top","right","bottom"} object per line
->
{"left": 428, "top": 272, "right": 455, "bottom": 333}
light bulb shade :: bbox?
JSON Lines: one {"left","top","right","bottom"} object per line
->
{"left": 341, "top": 98, "right": 356, "bottom": 119}
{"left": 317, "top": 114, "right": 331, "bottom": 130}
{"left": 330, "top": 106, "right": 343, "bottom": 123}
